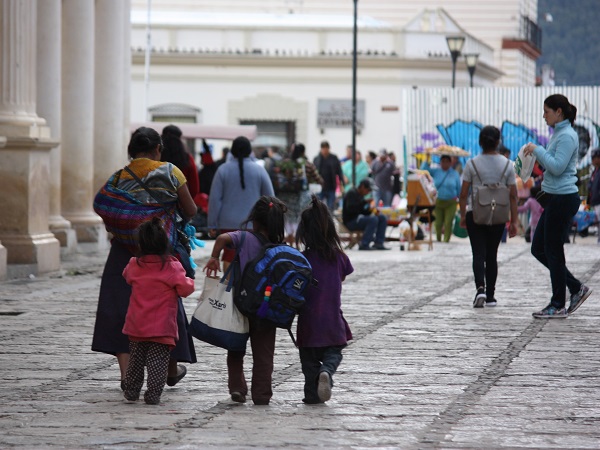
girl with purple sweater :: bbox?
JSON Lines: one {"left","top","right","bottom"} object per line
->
{"left": 295, "top": 195, "right": 354, "bottom": 404}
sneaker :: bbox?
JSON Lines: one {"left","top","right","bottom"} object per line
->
{"left": 358, "top": 244, "right": 372, "bottom": 251}
{"left": 317, "top": 372, "right": 332, "bottom": 402}
{"left": 231, "top": 392, "right": 246, "bottom": 403}
{"left": 568, "top": 285, "right": 592, "bottom": 315}
{"left": 485, "top": 299, "right": 497, "bottom": 307}
{"left": 473, "top": 288, "right": 486, "bottom": 308}
{"left": 532, "top": 305, "right": 568, "bottom": 319}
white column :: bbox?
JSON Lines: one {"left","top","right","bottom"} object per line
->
{"left": 37, "top": 0, "right": 76, "bottom": 251}
{"left": 94, "top": 0, "right": 127, "bottom": 192}
{"left": 122, "top": 0, "right": 132, "bottom": 151}
{"left": 61, "top": 0, "right": 105, "bottom": 244}
{"left": 0, "top": 0, "right": 60, "bottom": 274}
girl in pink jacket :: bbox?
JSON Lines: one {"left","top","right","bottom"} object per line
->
{"left": 122, "top": 218, "right": 195, "bottom": 405}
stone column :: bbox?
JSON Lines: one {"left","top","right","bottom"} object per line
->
{"left": 0, "top": 0, "right": 60, "bottom": 274}
{"left": 61, "top": 0, "right": 105, "bottom": 244}
{"left": 122, "top": 0, "right": 132, "bottom": 150}
{"left": 94, "top": 0, "right": 127, "bottom": 192}
{"left": 37, "top": 0, "right": 76, "bottom": 251}
{"left": 0, "top": 136, "right": 6, "bottom": 280}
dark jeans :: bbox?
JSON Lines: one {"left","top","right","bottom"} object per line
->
{"left": 345, "top": 214, "right": 387, "bottom": 247}
{"left": 531, "top": 192, "right": 582, "bottom": 309}
{"left": 466, "top": 212, "right": 505, "bottom": 299}
{"left": 299, "top": 345, "right": 345, "bottom": 404}
{"left": 227, "top": 319, "right": 276, "bottom": 405}
{"left": 318, "top": 189, "right": 337, "bottom": 211}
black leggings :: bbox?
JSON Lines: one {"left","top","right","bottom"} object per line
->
{"left": 466, "top": 212, "right": 505, "bottom": 298}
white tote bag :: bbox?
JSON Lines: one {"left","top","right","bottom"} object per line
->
{"left": 190, "top": 275, "right": 249, "bottom": 351}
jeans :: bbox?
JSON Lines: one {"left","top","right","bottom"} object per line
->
{"left": 434, "top": 198, "right": 457, "bottom": 242}
{"left": 465, "top": 212, "right": 505, "bottom": 299}
{"left": 299, "top": 345, "right": 345, "bottom": 403}
{"left": 318, "top": 189, "right": 337, "bottom": 211}
{"left": 345, "top": 214, "right": 387, "bottom": 247}
{"left": 373, "top": 189, "right": 393, "bottom": 207}
{"left": 531, "top": 192, "right": 582, "bottom": 309}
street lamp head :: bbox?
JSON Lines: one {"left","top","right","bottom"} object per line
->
{"left": 464, "top": 53, "right": 479, "bottom": 69}
{"left": 463, "top": 53, "right": 479, "bottom": 87}
{"left": 446, "top": 35, "right": 466, "bottom": 55}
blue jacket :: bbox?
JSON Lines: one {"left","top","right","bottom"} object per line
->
{"left": 533, "top": 119, "right": 579, "bottom": 195}
{"left": 420, "top": 161, "right": 461, "bottom": 201}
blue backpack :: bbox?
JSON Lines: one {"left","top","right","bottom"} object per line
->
{"left": 233, "top": 232, "right": 314, "bottom": 332}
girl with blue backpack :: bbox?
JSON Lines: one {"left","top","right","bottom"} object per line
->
{"left": 204, "top": 196, "right": 287, "bottom": 406}
{"left": 295, "top": 195, "right": 354, "bottom": 403}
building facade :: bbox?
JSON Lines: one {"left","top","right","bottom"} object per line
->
{"left": 0, "top": 0, "right": 131, "bottom": 279}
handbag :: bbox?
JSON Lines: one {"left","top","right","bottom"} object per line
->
{"left": 470, "top": 159, "right": 511, "bottom": 226}
{"left": 535, "top": 190, "right": 550, "bottom": 208}
{"left": 189, "top": 252, "right": 249, "bottom": 351}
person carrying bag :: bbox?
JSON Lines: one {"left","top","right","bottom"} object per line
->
{"left": 190, "top": 234, "right": 249, "bottom": 351}
{"left": 459, "top": 126, "right": 518, "bottom": 308}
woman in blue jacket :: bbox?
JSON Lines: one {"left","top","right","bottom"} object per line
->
{"left": 524, "top": 94, "right": 592, "bottom": 318}
{"left": 421, "top": 155, "right": 461, "bottom": 242}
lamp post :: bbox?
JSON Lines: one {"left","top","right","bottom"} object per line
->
{"left": 446, "top": 35, "right": 465, "bottom": 88}
{"left": 464, "top": 53, "right": 479, "bottom": 87}
{"left": 351, "top": 0, "right": 358, "bottom": 187}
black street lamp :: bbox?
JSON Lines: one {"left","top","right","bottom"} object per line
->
{"left": 351, "top": 0, "right": 358, "bottom": 186}
{"left": 464, "top": 53, "right": 479, "bottom": 87}
{"left": 446, "top": 35, "right": 465, "bottom": 88}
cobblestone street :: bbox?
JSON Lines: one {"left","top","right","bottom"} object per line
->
{"left": 1, "top": 236, "right": 599, "bottom": 449}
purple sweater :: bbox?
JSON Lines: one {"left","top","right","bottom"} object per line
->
{"left": 296, "top": 249, "right": 353, "bottom": 348}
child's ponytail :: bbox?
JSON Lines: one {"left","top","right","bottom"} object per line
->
{"left": 243, "top": 195, "right": 287, "bottom": 244}
{"left": 297, "top": 195, "right": 343, "bottom": 260}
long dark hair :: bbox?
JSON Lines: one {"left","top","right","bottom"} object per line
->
{"left": 479, "top": 125, "right": 501, "bottom": 153}
{"left": 290, "top": 143, "right": 306, "bottom": 161}
{"left": 160, "top": 124, "right": 190, "bottom": 170}
{"left": 231, "top": 136, "right": 252, "bottom": 189}
{"left": 544, "top": 94, "right": 577, "bottom": 125}
{"left": 136, "top": 217, "right": 170, "bottom": 267}
{"left": 128, "top": 127, "right": 162, "bottom": 159}
{"left": 296, "top": 195, "right": 343, "bottom": 261}
{"left": 242, "top": 196, "right": 287, "bottom": 244}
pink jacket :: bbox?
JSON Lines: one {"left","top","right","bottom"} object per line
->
{"left": 122, "top": 255, "right": 195, "bottom": 340}
{"left": 517, "top": 197, "right": 543, "bottom": 231}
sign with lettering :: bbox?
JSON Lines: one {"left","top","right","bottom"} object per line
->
{"left": 317, "top": 99, "right": 365, "bottom": 129}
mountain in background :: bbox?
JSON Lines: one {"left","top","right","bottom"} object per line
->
{"left": 537, "top": 0, "right": 600, "bottom": 86}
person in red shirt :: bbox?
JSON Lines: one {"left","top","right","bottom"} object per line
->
{"left": 122, "top": 218, "right": 195, "bottom": 405}
{"left": 161, "top": 125, "right": 200, "bottom": 198}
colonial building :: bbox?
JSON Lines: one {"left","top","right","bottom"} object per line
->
{"left": 0, "top": 0, "right": 131, "bottom": 279}
{"left": 0, "top": 0, "right": 545, "bottom": 278}
{"left": 129, "top": 1, "right": 540, "bottom": 158}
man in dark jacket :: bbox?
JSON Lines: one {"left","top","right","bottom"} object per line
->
{"left": 342, "top": 179, "right": 390, "bottom": 250}
{"left": 314, "top": 140, "right": 343, "bottom": 210}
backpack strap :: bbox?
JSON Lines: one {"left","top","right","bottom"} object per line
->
{"left": 222, "top": 231, "right": 245, "bottom": 292}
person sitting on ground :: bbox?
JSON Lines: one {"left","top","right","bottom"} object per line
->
{"left": 342, "top": 179, "right": 390, "bottom": 250}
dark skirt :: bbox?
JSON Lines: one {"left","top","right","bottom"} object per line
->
{"left": 91, "top": 242, "right": 197, "bottom": 363}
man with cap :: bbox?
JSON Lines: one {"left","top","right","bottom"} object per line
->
{"left": 342, "top": 179, "right": 390, "bottom": 250}
{"left": 370, "top": 149, "right": 396, "bottom": 206}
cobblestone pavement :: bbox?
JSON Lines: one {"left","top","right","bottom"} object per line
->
{"left": 1, "top": 235, "right": 600, "bottom": 449}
